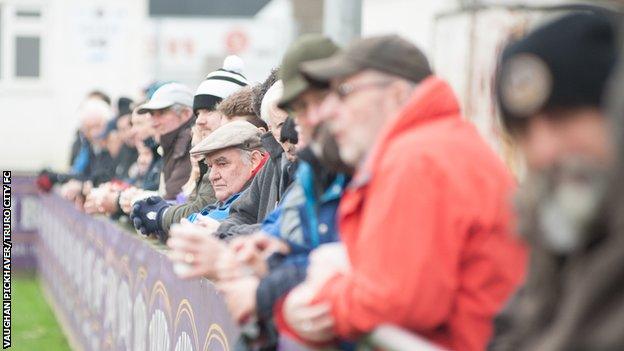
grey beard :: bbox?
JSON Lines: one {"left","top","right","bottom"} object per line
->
{"left": 518, "top": 158, "right": 608, "bottom": 254}
{"left": 310, "top": 123, "right": 354, "bottom": 175}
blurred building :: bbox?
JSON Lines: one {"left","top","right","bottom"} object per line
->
{"left": 0, "top": 0, "right": 605, "bottom": 172}
{"left": 362, "top": 0, "right": 599, "bottom": 174}
{"left": 0, "top": 0, "right": 296, "bottom": 171}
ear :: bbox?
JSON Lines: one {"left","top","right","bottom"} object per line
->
{"left": 258, "top": 126, "right": 267, "bottom": 133}
{"left": 249, "top": 150, "right": 264, "bottom": 171}
{"left": 181, "top": 107, "right": 193, "bottom": 120}
{"left": 389, "top": 80, "right": 413, "bottom": 108}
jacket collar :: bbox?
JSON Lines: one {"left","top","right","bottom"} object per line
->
{"left": 261, "top": 132, "right": 284, "bottom": 161}
{"left": 159, "top": 116, "right": 195, "bottom": 151}
{"left": 298, "top": 146, "right": 337, "bottom": 195}
{"left": 221, "top": 191, "right": 244, "bottom": 208}
{"left": 210, "top": 176, "right": 254, "bottom": 209}
{"left": 392, "top": 76, "right": 460, "bottom": 133}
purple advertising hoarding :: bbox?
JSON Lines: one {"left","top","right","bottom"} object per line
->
{"left": 36, "top": 192, "right": 240, "bottom": 351}
{"left": 11, "top": 175, "right": 39, "bottom": 271}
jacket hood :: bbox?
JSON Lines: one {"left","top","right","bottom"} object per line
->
{"left": 261, "top": 132, "right": 284, "bottom": 161}
{"left": 385, "top": 76, "right": 460, "bottom": 144}
{"left": 361, "top": 76, "right": 461, "bottom": 176}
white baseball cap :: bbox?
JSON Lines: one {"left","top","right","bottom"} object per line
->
{"left": 137, "top": 82, "right": 193, "bottom": 114}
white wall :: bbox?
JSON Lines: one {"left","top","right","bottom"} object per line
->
{"left": 361, "top": 0, "right": 583, "bottom": 173}
{"left": 362, "top": 0, "right": 458, "bottom": 58}
{"left": 0, "top": 0, "right": 594, "bottom": 172}
{"left": 0, "top": 0, "right": 293, "bottom": 172}
{"left": 0, "top": 0, "right": 149, "bottom": 172}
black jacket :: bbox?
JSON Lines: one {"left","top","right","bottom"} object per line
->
{"left": 113, "top": 144, "right": 138, "bottom": 180}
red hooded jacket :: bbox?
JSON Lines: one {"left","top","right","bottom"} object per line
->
{"left": 278, "top": 76, "right": 527, "bottom": 350}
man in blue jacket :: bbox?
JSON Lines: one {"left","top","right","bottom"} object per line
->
{"left": 215, "top": 34, "right": 355, "bottom": 350}
{"left": 132, "top": 121, "right": 267, "bottom": 239}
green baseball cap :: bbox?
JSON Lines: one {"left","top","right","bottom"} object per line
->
{"left": 278, "top": 34, "right": 339, "bottom": 109}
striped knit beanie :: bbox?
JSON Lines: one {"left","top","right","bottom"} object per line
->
{"left": 193, "top": 55, "right": 249, "bottom": 114}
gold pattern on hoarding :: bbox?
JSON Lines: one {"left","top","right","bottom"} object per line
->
{"left": 174, "top": 299, "right": 200, "bottom": 351}
{"left": 203, "top": 323, "right": 230, "bottom": 351}
{"left": 149, "top": 280, "right": 173, "bottom": 325}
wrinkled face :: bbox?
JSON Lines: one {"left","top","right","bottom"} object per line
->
{"left": 267, "top": 105, "right": 289, "bottom": 143}
{"left": 196, "top": 109, "right": 224, "bottom": 138}
{"left": 130, "top": 112, "right": 154, "bottom": 144}
{"left": 149, "top": 108, "right": 184, "bottom": 135}
{"left": 288, "top": 89, "right": 328, "bottom": 149}
{"left": 320, "top": 71, "right": 394, "bottom": 167}
{"left": 517, "top": 108, "right": 613, "bottom": 172}
{"left": 281, "top": 141, "right": 297, "bottom": 162}
{"left": 205, "top": 147, "right": 254, "bottom": 202}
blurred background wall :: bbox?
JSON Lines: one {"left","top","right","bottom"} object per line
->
{"left": 0, "top": 0, "right": 600, "bottom": 172}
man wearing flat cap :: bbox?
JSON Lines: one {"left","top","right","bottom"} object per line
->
{"left": 274, "top": 35, "right": 526, "bottom": 351}
{"left": 187, "top": 119, "right": 266, "bottom": 220}
{"left": 130, "top": 120, "right": 267, "bottom": 238}
{"left": 164, "top": 121, "right": 268, "bottom": 280}
{"left": 131, "top": 79, "right": 259, "bottom": 239}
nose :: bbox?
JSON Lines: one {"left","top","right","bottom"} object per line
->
{"left": 208, "top": 166, "right": 220, "bottom": 183}
{"left": 523, "top": 118, "right": 562, "bottom": 171}
{"left": 196, "top": 114, "right": 206, "bottom": 125}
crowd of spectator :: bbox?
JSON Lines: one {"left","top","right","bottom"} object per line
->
{"left": 36, "top": 7, "right": 624, "bottom": 350}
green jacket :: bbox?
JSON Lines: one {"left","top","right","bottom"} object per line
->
{"left": 160, "top": 172, "right": 216, "bottom": 233}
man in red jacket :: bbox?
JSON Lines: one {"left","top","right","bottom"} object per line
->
{"left": 275, "top": 35, "right": 527, "bottom": 351}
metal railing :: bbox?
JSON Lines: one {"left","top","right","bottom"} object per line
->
{"left": 360, "top": 325, "right": 445, "bottom": 351}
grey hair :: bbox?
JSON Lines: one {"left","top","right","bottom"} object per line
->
{"left": 239, "top": 149, "right": 253, "bottom": 166}
{"left": 260, "top": 80, "right": 284, "bottom": 125}
{"left": 238, "top": 147, "right": 265, "bottom": 166}
{"left": 170, "top": 103, "right": 192, "bottom": 117}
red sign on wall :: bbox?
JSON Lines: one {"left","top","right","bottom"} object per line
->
{"left": 224, "top": 29, "right": 249, "bottom": 54}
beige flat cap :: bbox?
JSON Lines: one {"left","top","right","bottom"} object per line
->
{"left": 190, "top": 120, "right": 262, "bottom": 157}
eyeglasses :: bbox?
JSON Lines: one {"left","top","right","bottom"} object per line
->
{"left": 333, "top": 80, "right": 393, "bottom": 100}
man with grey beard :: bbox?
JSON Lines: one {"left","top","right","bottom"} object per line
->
{"left": 490, "top": 10, "right": 623, "bottom": 351}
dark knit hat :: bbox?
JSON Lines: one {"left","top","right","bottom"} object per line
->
{"left": 280, "top": 116, "right": 299, "bottom": 144}
{"left": 496, "top": 11, "right": 617, "bottom": 133}
{"left": 193, "top": 55, "right": 249, "bottom": 114}
{"left": 116, "top": 96, "right": 133, "bottom": 118}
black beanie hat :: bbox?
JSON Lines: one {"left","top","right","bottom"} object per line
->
{"left": 496, "top": 11, "right": 617, "bottom": 133}
{"left": 116, "top": 97, "right": 133, "bottom": 118}
{"left": 193, "top": 55, "right": 248, "bottom": 114}
{"left": 280, "top": 116, "right": 299, "bottom": 144}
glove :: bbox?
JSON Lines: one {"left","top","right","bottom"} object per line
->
{"left": 36, "top": 171, "right": 54, "bottom": 192}
{"left": 129, "top": 196, "right": 170, "bottom": 237}
{"left": 36, "top": 169, "right": 62, "bottom": 192}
